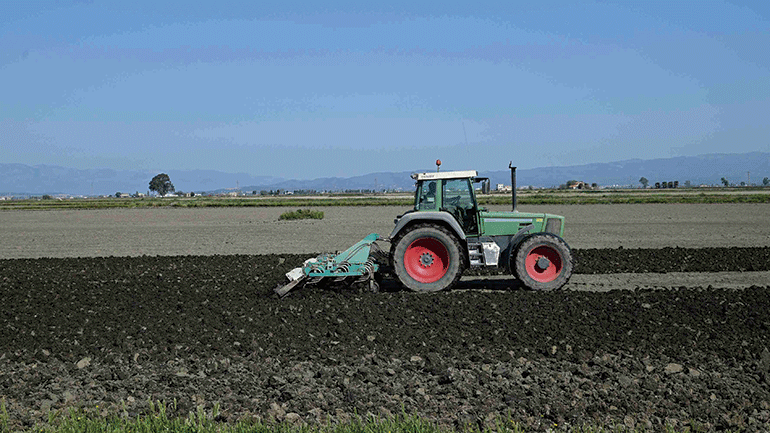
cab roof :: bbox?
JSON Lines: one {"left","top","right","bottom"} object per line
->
{"left": 411, "top": 170, "right": 478, "bottom": 181}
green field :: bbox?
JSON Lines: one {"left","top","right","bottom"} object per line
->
{"left": 2, "top": 188, "right": 770, "bottom": 210}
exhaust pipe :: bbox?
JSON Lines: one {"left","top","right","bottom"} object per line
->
{"left": 509, "top": 162, "right": 517, "bottom": 212}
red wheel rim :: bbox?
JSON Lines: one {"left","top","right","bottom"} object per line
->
{"left": 525, "top": 245, "right": 563, "bottom": 283}
{"left": 403, "top": 237, "right": 449, "bottom": 283}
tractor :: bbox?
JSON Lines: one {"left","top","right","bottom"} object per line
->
{"left": 275, "top": 161, "right": 573, "bottom": 297}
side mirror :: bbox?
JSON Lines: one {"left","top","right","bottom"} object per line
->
{"left": 473, "top": 177, "right": 491, "bottom": 194}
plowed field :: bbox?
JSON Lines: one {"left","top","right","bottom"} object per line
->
{"left": 2, "top": 205, "right": 769, "bottom": 431}
{"left": 2, "top": 247, "right": 770, "bottom": 431}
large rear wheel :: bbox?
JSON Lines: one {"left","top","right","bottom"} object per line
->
{"left": 513, "top": 233, "right": 573, "bottom": 290}
{"left": 392, "top": 224, "right": 464, "bottom": 292}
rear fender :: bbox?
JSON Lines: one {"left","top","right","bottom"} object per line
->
{"left": 389, "top": 212, "right": 466, "bottom": 242}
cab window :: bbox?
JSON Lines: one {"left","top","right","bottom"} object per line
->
{"left": 442, "top": 179, "right": 474, "bottom": 209}
{"left": 416, "top": 180, "right": 437, "bottom": 210}
{"left": 442, "top": 178, "right": 478, "bottom": 234}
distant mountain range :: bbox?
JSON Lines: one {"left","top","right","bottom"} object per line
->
{"left": 2, "top": 152, "right": 769, "bottom": 196}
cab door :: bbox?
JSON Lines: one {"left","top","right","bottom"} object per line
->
{"left": 441, "top": 178, "right": 479, "bottom": 235}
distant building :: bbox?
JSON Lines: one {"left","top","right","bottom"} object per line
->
{"left": 496, "top": 184, "right": 512, "bottom": 192}
{"left": 568, "top": 181, "right": 591, "bottom": 190}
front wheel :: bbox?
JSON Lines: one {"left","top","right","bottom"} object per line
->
{"left": 392, "top": 224, "right": 464, "bottom": 292}
{"left": 513, "top": 233, "right": 573, "bottom": 290}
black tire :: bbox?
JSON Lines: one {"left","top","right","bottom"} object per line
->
{"left": 391, "top": 224, "right": 464, "bottom": 292}
{"left": 513, "top": 233, "right": 573, "bottom": 290}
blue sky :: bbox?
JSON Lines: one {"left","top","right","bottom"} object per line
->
{"left": 2, "top": 0, "right": 769, "bottom": 179}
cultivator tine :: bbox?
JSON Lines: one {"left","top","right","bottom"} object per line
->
{"left": 274, "top": 276, "right": 304, "bottom": 298}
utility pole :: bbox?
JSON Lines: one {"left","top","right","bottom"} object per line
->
{"left": 748, "top": 171, "right": 751, "bottom": 185}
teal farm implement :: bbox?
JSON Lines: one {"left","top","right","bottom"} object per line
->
{"left": 274, "top": 233, "right": 382, "bottom": 297}
{"left": 276, "top": 161, "right": 573, "bottom": 297}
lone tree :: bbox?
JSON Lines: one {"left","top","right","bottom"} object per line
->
{"left": 721, "top": 177, "right": 729, "bottom": 187}
{"left": 149, "top": 173, "right": 175, "bottom": 197}
{"left": 764, "top": 177, "right": 769, "bottom": 186}
{"left": 639, "top": 177, "right": 649, "bottom": 188}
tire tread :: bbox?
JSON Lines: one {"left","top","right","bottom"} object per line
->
{"left": 513, "top": 233, "right": 573, "bottom": 290}
{"left": 391, "top": 223, "right": 465, "bottom": 292}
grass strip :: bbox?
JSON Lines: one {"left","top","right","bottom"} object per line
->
{"left": 2, "top": 192, "right": 770, "bottom": 210}
{"left": 0, "top": 399, "right": 725, "bottom": 433}
{"left": 279, "top": 209, "right": 325, "bottom": 220}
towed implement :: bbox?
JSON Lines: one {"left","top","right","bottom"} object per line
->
{"left": 276, "top": 161, "right": 573, "bottom": 297}
{"left": 274, "top": 233, "right": 382, "bottom": 297}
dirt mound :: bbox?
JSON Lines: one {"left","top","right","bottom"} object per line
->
{"left": 1, "top": 251, "right": 769, "bottom": 431}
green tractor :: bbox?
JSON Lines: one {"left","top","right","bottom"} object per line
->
{"left": 275, "top": 162, "right": 573, "bottom": 297}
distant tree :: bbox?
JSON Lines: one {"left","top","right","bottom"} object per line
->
{"left": 639, "top": 177, "right": 649, "bottom": 188}
{"left": 740, "top": 181, "right": 746, "bottom": 187}
{"left": 149, "top": 173, "right": 175, "bottom": 197}
{"left": 42, "top": 194, "right": 53, "bottom": 200}
{"left": 721, "top": 177, "right": 729, "bottom": 187}
{"left": 684, "top": 180, "right": 692, "bottom": 188}
{"left": 764, "top": 177, "right": 769, "bottom": 186}
{"left": 115, "top": 192, "right": 121, "bottom": 198}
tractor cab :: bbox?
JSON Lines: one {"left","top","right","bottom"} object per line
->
{"left": 412, "top": 170, "right": 484, "bottom": 235}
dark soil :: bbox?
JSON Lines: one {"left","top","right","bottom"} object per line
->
{"left": 1, "top": 249, "right": 769, "bottom": 431}
{"left": 464, "top": 246, "right": 770, "bottom": 275}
